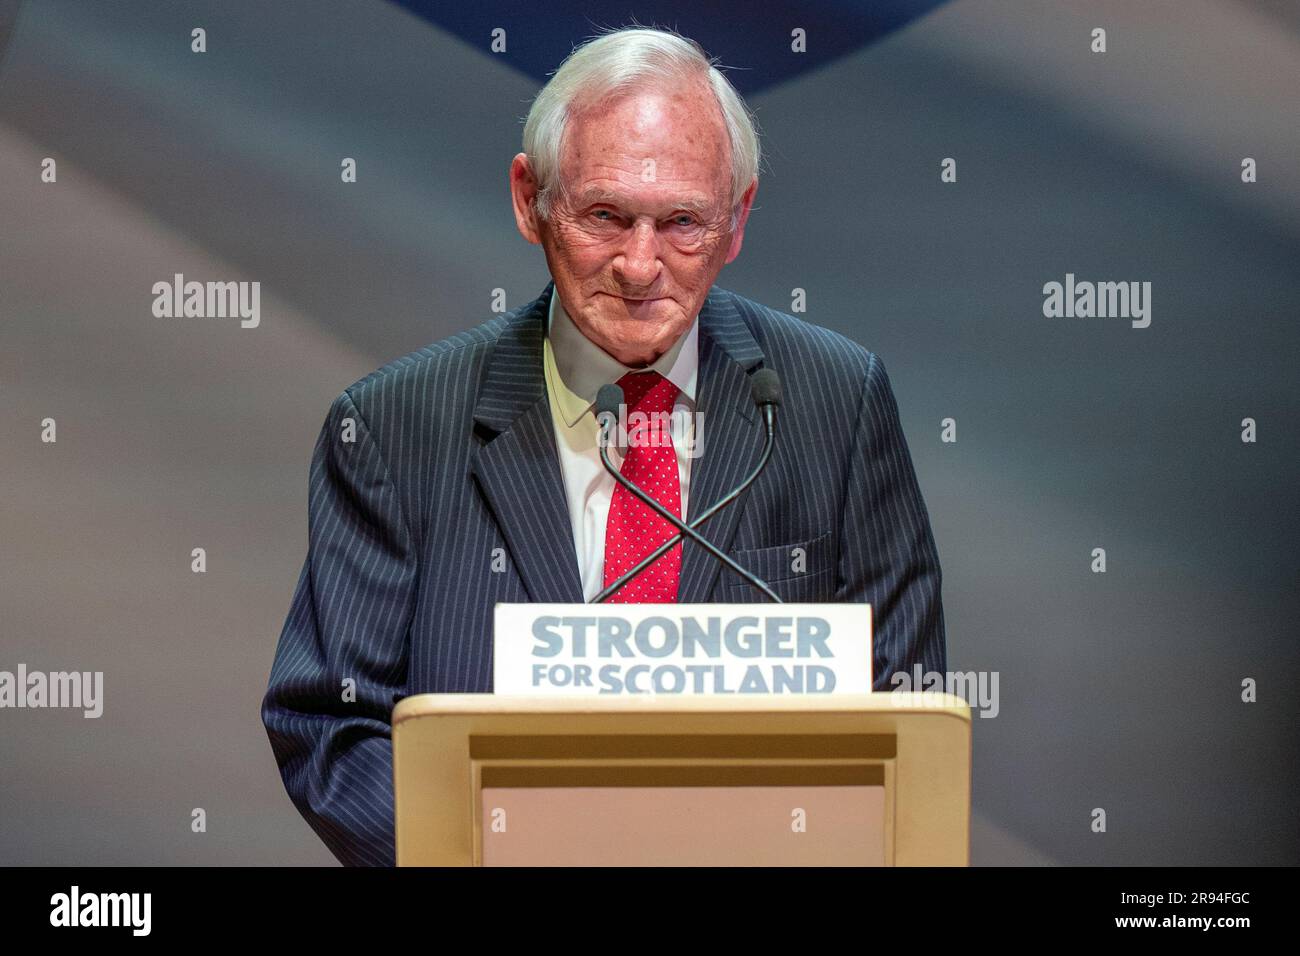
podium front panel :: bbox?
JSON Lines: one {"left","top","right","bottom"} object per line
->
{"left": 392, "top": 693, "right": 970, "bottom": 866}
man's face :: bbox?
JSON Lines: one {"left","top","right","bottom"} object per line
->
{"left": 511, "top": 80, "right": 756, "bottom": 367}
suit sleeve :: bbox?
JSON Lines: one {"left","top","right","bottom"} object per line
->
{"left": 836, "top": 352, "right": 947, "bottom": 688}
{"left": 261, "top": 387, "right": 416, "bottom": 866}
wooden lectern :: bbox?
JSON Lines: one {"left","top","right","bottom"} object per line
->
{"left": 392, "top": 692, "right": 970, "bottom": 866}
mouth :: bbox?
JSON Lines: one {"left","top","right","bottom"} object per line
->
{"left": 606, "top": 293, "right": 665, "bottom": 304}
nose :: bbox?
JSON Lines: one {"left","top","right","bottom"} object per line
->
{"left": 613, "top": 219, "right": 661, "bottom": 288}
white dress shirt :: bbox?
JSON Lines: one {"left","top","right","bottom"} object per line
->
{"left": 543, "top": 290, "right": 699, "bottom": 601}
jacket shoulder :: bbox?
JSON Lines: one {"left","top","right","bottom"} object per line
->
{"left": 720, "top": 288, "right": 876, "bottom": 382}
{"left": 340, "top": 315, "right": 509, "bottom": 410}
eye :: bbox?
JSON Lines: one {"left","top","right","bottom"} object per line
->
{"left": 671, "top": 214, "right": 696, "bottom": 227}
{"left": 591, "top": 209, "right": 616, "bottom": 221}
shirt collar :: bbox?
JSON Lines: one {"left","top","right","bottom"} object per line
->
{"left": 544, "top": 287, "right": 699, "bottom": 428}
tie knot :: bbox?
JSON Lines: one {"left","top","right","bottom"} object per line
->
{"left": 616, "top": 370, "right": 677, "bottom": 416}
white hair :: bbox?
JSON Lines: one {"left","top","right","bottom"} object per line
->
{"left": 522, "top": 26, "right": 760, "bottom": 223}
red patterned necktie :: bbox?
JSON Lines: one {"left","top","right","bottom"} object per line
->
{"left": 602, "top": 370, "right": 683, "bottom": 603}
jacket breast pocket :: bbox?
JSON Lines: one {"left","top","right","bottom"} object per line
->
{"left": 722, "top": 532, "right": 834, "bottom": 603}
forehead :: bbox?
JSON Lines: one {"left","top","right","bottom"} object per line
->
{"left": 559, "top": 81, "right": 731, "bottom": 203}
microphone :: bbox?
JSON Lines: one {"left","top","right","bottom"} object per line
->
{"left": 591, "top": 369, "right": 783, "bottom": 603}
{"left": 594, "top": 382, "right": 622, "bottom": 439}
{"left": 594, "top": 383, "right": 778, "bottom": 601}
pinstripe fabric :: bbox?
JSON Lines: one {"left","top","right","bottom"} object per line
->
{"left": 261, "top": 281, "right": 946, "bottom": 866}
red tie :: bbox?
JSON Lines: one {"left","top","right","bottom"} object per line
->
{"left": 602, "top": 371, "right": 683, "bottom": 603}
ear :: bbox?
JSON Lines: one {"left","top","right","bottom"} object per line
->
{"left": 510, "top": 153, "right": 543, "bottom": 245}
{"left": 723, "top": 178, "right": 758, "bottom": 264}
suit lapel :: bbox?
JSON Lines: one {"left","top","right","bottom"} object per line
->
{"left": 677, "top": 287, "right": 766, "bottom": 603}
{"left": 471, "top": 283, "right": 585, "bottom": 604}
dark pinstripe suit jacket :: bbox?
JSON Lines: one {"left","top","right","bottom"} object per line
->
{"left": 261, "top": 281, "right": 946, "bottom": 865}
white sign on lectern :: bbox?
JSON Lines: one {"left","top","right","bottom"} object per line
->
{"left": 493, "top": 603, "right": 872, "bottom": 697}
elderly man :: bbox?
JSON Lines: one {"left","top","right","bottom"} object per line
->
{"left": 262, "top": 27, "right": 946, "bottom": 866}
